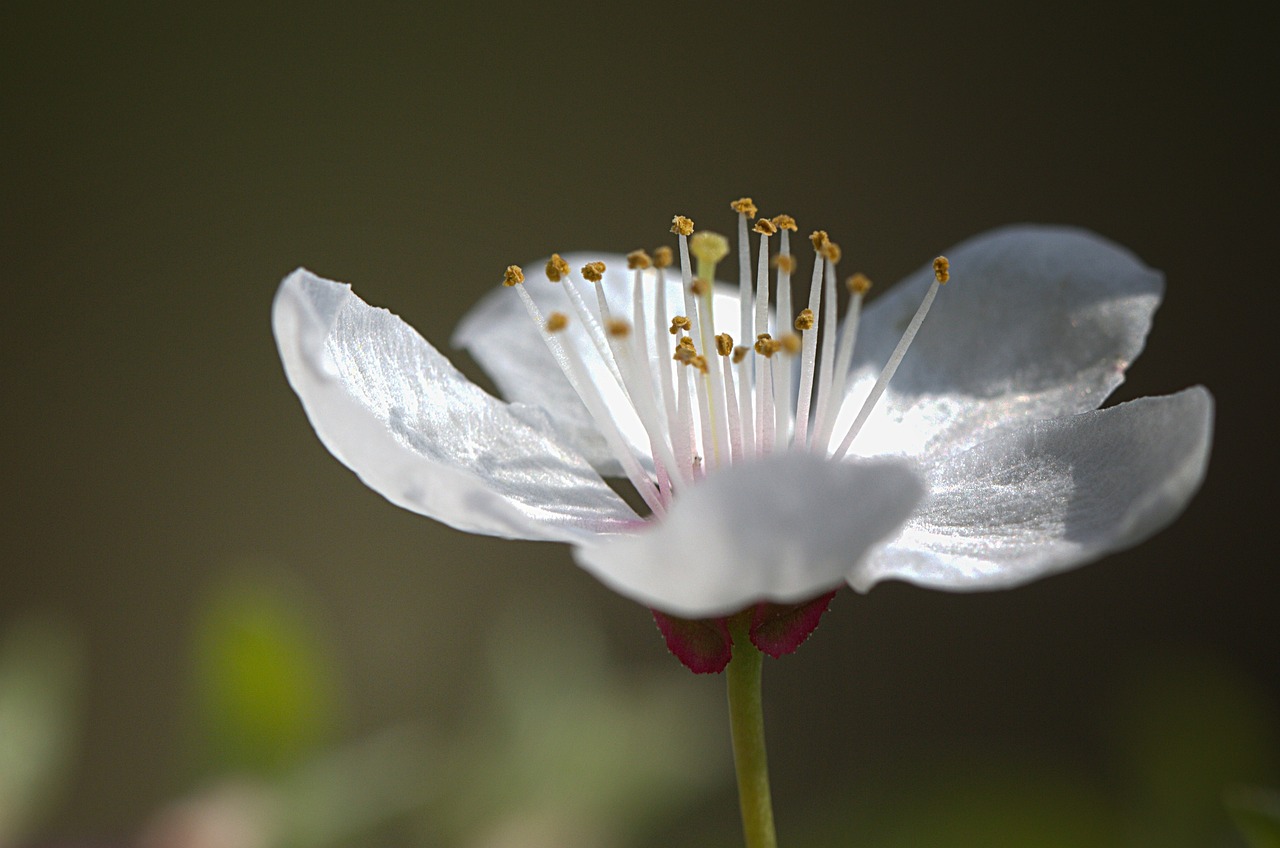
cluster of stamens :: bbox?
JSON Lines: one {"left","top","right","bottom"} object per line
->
{"left": 503, "top": 199, "right": 950, "bottom": 516}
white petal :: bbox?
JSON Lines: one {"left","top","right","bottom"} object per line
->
{"left": 836, "top": 225, "right": 1164, "bottom": 458}
{"left": 453, "top": 253, "right": 748, "bottom": 472}
{"left": 849, "top": 387, "right": 1213, "bottom": 592}
{"left": 273, "top": 268, "right": 640, "bottom": 543}
{"left": 574, "top": 453, "right": 924, "bottom": 617}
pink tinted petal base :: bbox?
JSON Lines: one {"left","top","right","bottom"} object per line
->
{"left": 652, "top": 611, "right": 733, "bottom": 674}
{"left": 749, "top": 590, "right": 838, "bottom": 658}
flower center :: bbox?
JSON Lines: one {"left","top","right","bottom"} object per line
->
{"left": 503, "top": 199, "right": 950, "bottom": 513}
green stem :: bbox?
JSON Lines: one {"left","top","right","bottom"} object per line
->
{"left": 727, "top": 615, "right": 777, "bottom": 848}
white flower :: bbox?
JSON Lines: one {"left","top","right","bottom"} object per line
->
{"left": 272, "top": 213, "right": 1212, "bottom": 625}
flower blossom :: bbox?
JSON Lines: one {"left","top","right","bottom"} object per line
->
{"left": 273, "top": 204, "right": 1212, "bottom": 671}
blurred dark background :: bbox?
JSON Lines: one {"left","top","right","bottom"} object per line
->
{"left": 2, "top": 2, "right": 1276, "bottom": 846}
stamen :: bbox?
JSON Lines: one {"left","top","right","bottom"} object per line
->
{"left": 792, "top": 248, "right": 826, "bottom": 447}
{"left": 652, "top": 268, "right": 688, "bottom": 483}
{"left": 673, "top": 216, "right": 703, "bottom": 366}
{"left": 736, "top": 200, "right": 754, "bottom": 351}
{"left": 545, "top": 254, "right": 624, "bottom": 386}
{"left": 754, "top": 230, "right": 772, "bottom": 344}
{"left": 541, "top": 312, "right": 665, "bottom": 515}
{"left": 652, "top": 246, "right": 674, "bottom": 268}
{"left": 502, "top": 265, "right": 525, "bottom": 287}
{"left": 733, "top": 344, "right": 755, "bottom": 457}
{"left": 772, "top": 255, "right": 797, "bottom": 274}
{"left": 753, "top": 335, "right": 781, "bottom": 454}
{"left": 545, "top": 254, "right": 570, "bottom": 282}
{"left": 832, "top": 256, "right": 951, "bottom": 460}
{"left": 627, "top": 249, "right": 652, "bottom": 270}
{"left": 933, "top": 256, "right": 950, "bottom": 284}
{"left": 585, "top": 262, "right": 621, "bottom": 359}
{"left": 546, "top": 311, "right": 569, "bottom": 333}
{"left": 719, "top": 340, "right": 744, "bottom": 463}
{"left": 626, "top": 261, "right": 682, "bottom": 497}
{"left": 811, "top": 243, "right": 840, "bottom": 452}
{"left": 772, "top": 225, "right": 796, "bottom": 446}
{"left": 673, "top": 331, "right": 697, "bottom": 478}
{"left": 606, "top": 318, "right": 631, "bottom": 337}
{"left": 814, "top": 273, "right": 871, "bottom": 451}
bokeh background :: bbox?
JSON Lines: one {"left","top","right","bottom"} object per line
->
{"left": 3, "top": 2, "right": 1277, "bottom": 846}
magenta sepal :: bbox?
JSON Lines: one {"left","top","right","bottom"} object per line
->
{"left": 748, "top": 590, "right": 838, "bottom": 658}
{"left": 652, "top": 589, "right": 839, "bottom": 673}
{"left": 651, "top": 611, "right": 734, "bottom": 674}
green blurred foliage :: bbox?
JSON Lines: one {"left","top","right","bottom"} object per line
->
{"left": 189, "top": 568, "right": 342, "bottom": 776}
{"left": 415, "top": 604, "right": 726, "bottom": 847}
{"left": 1226, "top": 786, "right": 1280, "bottom": 848}
{"left": 0, "top": 614, "right": 83, "bottom": 844}
{"left": 1111, "top": 653, "right": 1278, "bottom": 848}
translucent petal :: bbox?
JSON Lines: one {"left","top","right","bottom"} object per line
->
{"left": 574, "top": 453, "right": 924, "bottom": 617}
{"left": 454, "top": 253, "right": 747, "bottom": 472}
{"left": 834, "top": 225, "right": 1164, "bottom": 459}
{"left": 849, "top": 387, "right": 1213, "bottom": 592}
{"left": 273, "top": 268, "right": 641, "bottom": 543}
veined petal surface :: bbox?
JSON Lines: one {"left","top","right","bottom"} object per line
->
{"left": 574, "top": 453, "right": 924, "bottom": 617}
{"left": 835, "top": 225, "right": 1164, "bottom": 459}
{"left": 273, "top": 268, "right": 641, "bottom": 543}
{"left": 848, "top": 387, "right": 1213, "bottom": 592}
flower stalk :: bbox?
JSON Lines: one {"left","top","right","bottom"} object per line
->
{"left": 727, "top": 613, "right": 777, "bottom": 848}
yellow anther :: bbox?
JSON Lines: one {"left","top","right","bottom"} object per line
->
{"left": 821, "top": 241, "right": 842, "bottom": 263}
{"left": 546, "top": 254, "right": 570, "bottom": 282}
{"left": 653, "top": 246, "right": 674, "bottom": 268}
{"left": 730, "top": 197, "right": 758, "bottom": 218}
{"left": 673, "top": 345, "right": 705, "bottom": 372}
{"left": 846, "top": 272, "right": 872, "bottom": 295}
{"left": 715, "top": 333, "right": 734, "bottom": 356}
{"left": 502, "top": 265, "right": 525, "bottom": 287}
{"left": 781, "top": 332, "right": 802, "bottom": 354}
{"left": 581, "top": 261, "right": 606, "bottom": 283}
{"left": 606, "top": 318, "right": 631, "bottom": 337}
{"left": 754, "top": 334, "right": 774, "bottom": 355}
{"left": 794, "top": 308, "right": 815, "bottom": 331}
{"left": 677, "top": 335, "right": 696, "bottom": 351}
{"left": 732, "top": 345, "right": 749, "bottom": 364}
{"left": 771, "top": 214, "right": 798, "bottom": 231}
{"left": 933, "top": 256, "right": 950, "bottom": 284}
{"left": 626, "top": 249, "right": 652, "bottom": 270}
{"left": 670, "top": 315, "right": 692, "bottom": 335}
{"left": 753, "top": 218, "right": 778, "bottom": 236}
{"left": 671, "top": 215, "right": 695, "bottom": 236}
{"left": 690, "top": 277, "right": 710, "bottom": 296}
{"left": 772, "top": 254, "right": 798, "bottom": 274}
{"left": 809, "top": 230, "right": 829, "bottom": 252}
{"left": 690, "top": 230, "right": 730, "bottom": 265}
{"left": 546, "top": 312, "right": 569, "bottom": 333}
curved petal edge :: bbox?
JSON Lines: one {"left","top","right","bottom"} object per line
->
{"left": 272, "top": 268, "right": 640, "bottom": 544}
{"left": 573, "top": 453, "right": 925, "bottom": 618}
{"left": 849, "top": 386, "right": 1214, "bottom": 592}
